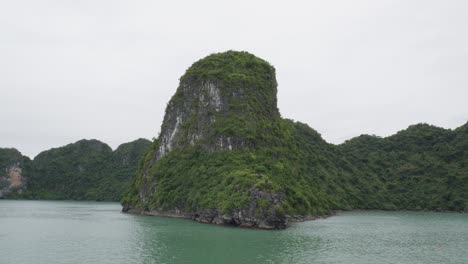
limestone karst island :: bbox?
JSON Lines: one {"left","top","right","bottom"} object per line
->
{"left": 121, "top": 51, "right": 467, "bottom": 229}
{"left": 3, "top": 0, "right": 468, "bottom": 262}
{"left": 1, "top": 51, "right": 467, "bottom": 230}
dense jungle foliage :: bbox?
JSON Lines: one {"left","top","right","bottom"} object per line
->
{"left": 339, "top": 122, "right": 468, "bottom": 211}
{"left": 121, "top": 50, "right": 468, "bottom": 218}
{"left": 3, "top": 51, "right": 466, "bottom": 215}
{"left": 11, "top": 138, "right": 151, "bottom": 201}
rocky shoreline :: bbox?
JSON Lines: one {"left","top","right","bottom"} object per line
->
{"left": 122, "top": 207, "right": 467, "bottom": 230}
{"left": 122, "top": 206, "right": 287, "bottom": 229}
{"left": 122, "top": 206, "right": 336, "bottom": 229}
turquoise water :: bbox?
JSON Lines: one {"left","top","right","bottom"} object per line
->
{"left": 0, "top": 201, "right": 466, "bottom": 264}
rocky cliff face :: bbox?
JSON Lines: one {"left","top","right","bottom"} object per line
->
{"left": 150, "top": 51, "right": 280, "bottom": 164}
{"left": 0, "top": 148, "right": 30, "bottom": 198}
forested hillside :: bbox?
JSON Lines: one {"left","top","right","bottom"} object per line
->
{"left": 1, "top": 138, "right": 151, "bottom": 201}
{"left": 339, "top": 122, "right": 468, "bottom": 211}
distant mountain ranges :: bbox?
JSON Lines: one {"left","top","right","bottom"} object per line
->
{"left": 2, "top": 122, "right": 466, "bottom": 210}
{"left": 1, "top": 51, "right": 466, "bottom": 231}
{"left": 0, "top": 138, "right": 151, "bottom": 201}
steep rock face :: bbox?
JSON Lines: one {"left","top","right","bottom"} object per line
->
{"left": 152, "top": 51, "right": 279, "bottom": 163}
{"left": 0, "top": 148, "right": 30, "bottom": 198}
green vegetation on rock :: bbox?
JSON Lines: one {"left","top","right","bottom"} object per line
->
{"left": 339, "top": 122, "right": 468, "bottom": 211}
{"left": 25, "top": 139, "right": 113, "bottom": 200}
{"left": 2, "top": 138, "right": 151, "bottom": 201}
{"left": 2, "top": 51, "right": 465, "bottom": 228}
{"left": 123, "top": 51, "right": 468, "bottom": 229}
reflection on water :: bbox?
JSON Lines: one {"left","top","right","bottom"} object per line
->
{"left": 0, "top": 201, "right": 467, "bottom": 264}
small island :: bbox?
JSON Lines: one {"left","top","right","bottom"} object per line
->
{"left": 121, "top": 51, "right": 467, "bottom": 229}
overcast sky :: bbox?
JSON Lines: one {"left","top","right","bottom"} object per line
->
{"left": 1, "top": 0, "right": 467, "bottom": 158}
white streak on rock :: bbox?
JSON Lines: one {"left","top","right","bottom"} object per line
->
{"left": 158, "top": 114, "right": 182, "bottom": 158}
{"left": 227, "top": 137, "right": 233, "bottom": 151}
{"left": 168, "top": 116, "right": 181, "bottom": 150}
{"left": 206, "top": 82, "right": 221, "bottom": 111}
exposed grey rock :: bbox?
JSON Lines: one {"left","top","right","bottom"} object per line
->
{"left": 124, "top": 187, "right": 288, "bottom": 229}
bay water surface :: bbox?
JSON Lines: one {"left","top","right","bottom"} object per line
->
{"left": 0, "top": 200, "right": 466, "bottom": 264}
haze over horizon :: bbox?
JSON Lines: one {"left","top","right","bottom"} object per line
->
{"left": 1, "top": 0, "right": 467, "bottom": 158}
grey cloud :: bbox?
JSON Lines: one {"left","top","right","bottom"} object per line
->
{"left": 1, "top": 0, "right": 467, "bottom": 157}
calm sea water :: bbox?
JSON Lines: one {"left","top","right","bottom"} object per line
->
{"left": 0, "top": 201, "right": 466, "bottom": 264}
